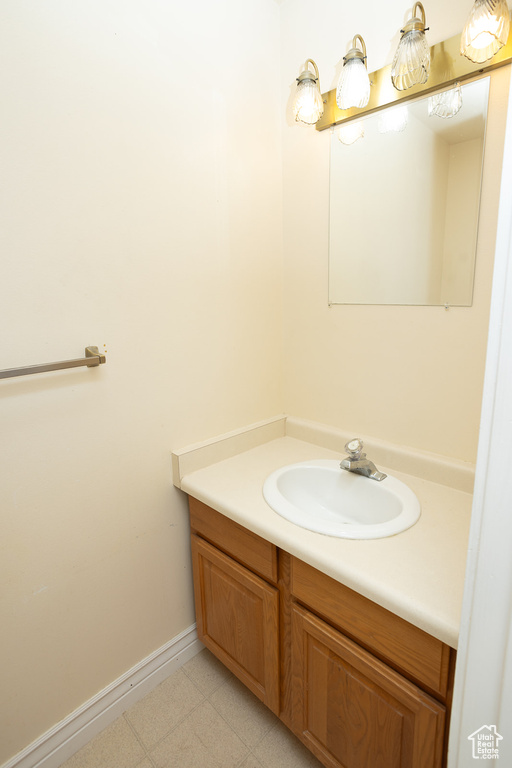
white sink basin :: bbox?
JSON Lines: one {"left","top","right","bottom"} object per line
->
{"left": 263, "top": 460, "right": 420, "bottom": 539}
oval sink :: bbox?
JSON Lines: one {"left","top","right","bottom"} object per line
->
{"left": 263, "top": 460, "right": 420, "bottom": 539}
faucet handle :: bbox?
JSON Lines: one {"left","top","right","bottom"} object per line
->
{"left": 344, "top": 438, "right": 364, "bottom": 460}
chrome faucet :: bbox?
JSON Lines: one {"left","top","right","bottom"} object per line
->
{"left": 340, "top": 438, "right": 387, "bottom": 481}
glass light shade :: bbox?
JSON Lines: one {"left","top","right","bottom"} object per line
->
{"left": 391, "top": 3, "right": 430, "bottom": 91}
{"left": 336, "top": 36, "right": 370, "bottom": 110}
{"left": 428, "top": 84, "right": 463, "bottom": 118}
{"left": 391, "top": 29, "right": 430, "bottom": 90}
{"left": 293, "top": 78, "right": 324, "bottom": 124}
{"left": 336, "top": 58, "right": 371, "bottom": 110}
{"left": 293, "top": 60, "right": 324, "bottom": 125}
{"left": 460, "top": 0, "right": 510, "bottom": 63}
{"left": 378, "top": 105, "right": 408, "bottom": 133}
{"left": 338, "top": 121, "right": 365, "bottom": 145}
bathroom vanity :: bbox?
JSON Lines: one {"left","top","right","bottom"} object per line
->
{"left": 173, "top": 417, "right": 473, "bottom": 768}
{"left": 190, "top": 497, "right": 451, "bottom": 768}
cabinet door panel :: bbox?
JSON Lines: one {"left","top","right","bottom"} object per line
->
{"left": 191, "top": 534, "right": 279, "bottom": 713}
{"left": 291, "top": 604, "right": 445, "bottom": 768}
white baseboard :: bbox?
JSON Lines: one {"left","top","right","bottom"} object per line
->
{"left": 3, "top": 625, "right": 203, "bottom": 768}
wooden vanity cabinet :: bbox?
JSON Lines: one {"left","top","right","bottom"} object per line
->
{"left": 190, "top": 499, "right": 280, "bottom": 714}
{"left": 189, "top": 497, "right": 454, "bottom": 768}
{"left": 291, "top": 605, "right": 445, "bottom": 768}
{"left": 191, "top": 534, "right": 280, "bottom": 713}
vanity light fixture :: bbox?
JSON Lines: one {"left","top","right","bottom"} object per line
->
{"left": 311, "top": 8, "right": 512, "bottom": 132}
{"left": 338, "top": 121, "right": 365, "bottom": 144}
{"left": 428, "top": 83, "right": 463, "bottom": 118}
{"left": 391, "top": 2, "right": 430, "bottom": 91}
{"left": 460, "top": 0, "right": 510, "bottom": 63}
{"left": 336, "top": 35, "right": 371, "bottom": 110}
{"left": 293, "top": 59, "right": 324, "bottom": 125}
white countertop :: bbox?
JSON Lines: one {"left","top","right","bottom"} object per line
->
{"left": 179, "top": 434, "right": 473, "bottom": 649}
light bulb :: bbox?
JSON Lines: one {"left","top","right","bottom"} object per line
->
{"left": 293, "top": 60, "right": 324, "bottom": 125}
{"left": 391, "top": 2, "right": 430, "bottom": 91}
{"left": 336, "top": 35, "right": 371, "bottom": 110}
{"left": 461, "top": 0, "right": 510, "bottom": 63}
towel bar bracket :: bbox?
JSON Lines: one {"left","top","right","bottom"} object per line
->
{"left": 85, "top": 346, "right": 106, "bottom": 366}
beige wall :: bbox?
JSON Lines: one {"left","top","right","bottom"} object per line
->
{"left": 280, "top": 0, "right": 509, "bottom": 463}
{"left": 1, "top": 0, "right": 509, "bottom": 763}
{"left": 0, "top": 1, "right": 283, "bottom": 762}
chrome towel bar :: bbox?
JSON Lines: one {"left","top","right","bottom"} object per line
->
{"left": 0, "top": 346, "right": 106, "bottom": 380}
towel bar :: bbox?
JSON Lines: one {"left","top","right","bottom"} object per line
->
{"left": 0, "top": 346, "right": 106, "bottom": 380}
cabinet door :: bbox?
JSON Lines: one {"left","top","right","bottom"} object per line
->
{"left": 191, "top": 534, "right": 280, "bottom": 714}
{"left": 291, "top": 604, "right": 445, "bottom": 768}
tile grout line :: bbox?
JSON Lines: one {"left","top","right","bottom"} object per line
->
{"left": 130, "top": 692, "right": 252, "bottom": 766}
{"left": 122, "top": 713, "right": 155, "bottom": 765}
{"left": 133, "top": 755, "right": 157, "bottom": 768}
{"left": 134, "top": 697, "right": 207, "bottom": 757}
{"left": 233, "top": 718, "right": 282, "bottom": 768}
{"left": 179, "top": 656, "right": 286, "bottom": 767}
{"left": 123, "top": 667, "right": 213, "bottom": 759}
{"left": 176, "top": 664, "right": 271, "bottom": 766}
{"left": 122, "top": 652, "right": 282, "bottom": 768}
{"left": 198, "top": 673, "right": 281, "bottom": 768}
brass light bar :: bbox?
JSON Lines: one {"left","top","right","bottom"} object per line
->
{"left": 316, "top": 27, "right": 512, "bottom": 131}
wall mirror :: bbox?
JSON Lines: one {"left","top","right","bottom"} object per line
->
{"left": 328, "top": 77, "right": 490, "bottom": 306}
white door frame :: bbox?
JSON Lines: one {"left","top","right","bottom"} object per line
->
{"left": 448, "top": 71, "right": 512, "bottom": 767}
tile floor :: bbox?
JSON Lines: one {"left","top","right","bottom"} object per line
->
{"left": 60, "top": 648, "right": 324, "bottom": 768}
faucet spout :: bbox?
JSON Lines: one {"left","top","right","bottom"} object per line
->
{"left": 340, "top": 438, "right": 387, "bottom": 481}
